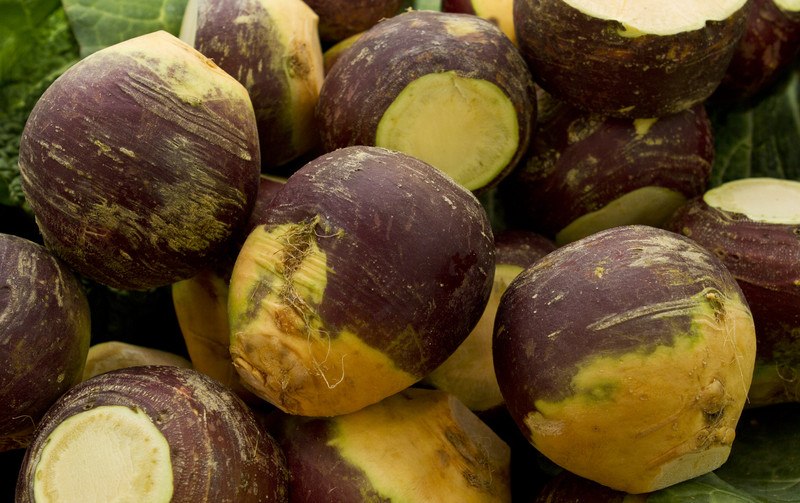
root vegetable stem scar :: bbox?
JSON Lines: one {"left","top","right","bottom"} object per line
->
{"left": 276, "top": 215, "right": 348, "bottom": 389}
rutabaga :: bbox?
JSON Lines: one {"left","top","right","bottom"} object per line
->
{"left": 493, "top": 225, "right": 757, "bottom": 494}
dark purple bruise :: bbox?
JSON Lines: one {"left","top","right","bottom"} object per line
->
{"left": 264, "top": 147, "right": 495, "bottom": 377}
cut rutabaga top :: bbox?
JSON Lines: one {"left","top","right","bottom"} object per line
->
{"left": 774, "top": 0, "right": 800, "bottom": 12}
{"left": 703, "top": 177, "right": 800, "bottom": 224}
{"left": 561, "top": 0, "right": 749, "bottom": 35}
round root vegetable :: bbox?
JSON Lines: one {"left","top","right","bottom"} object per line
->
{"left": 18, "top": 31, "right": 261, "bottom": 290}
{"left": 514, "top": 0, "right": 751, "bottom": 117}
{"left": 316, "top": 10, "right": 536, "bottom": 192}
{"left": 423, "top": 230, "right": 555, "bottom": 412}
{"left": 714, "top": 0, "right": 800, "bottom": 102}
{"left": 322, "top": 32, "right": 362, "bottom": 74}
{"left": 16, "top": 365, "right": 289, "bottom": 503}
{"left": 82, "top": 341, "right": 192, "bottom": 381}
{"left": 0, "top": 234, "right": 91, "bottom": 452}
{"left": 302, "top": 0, "right": 403, "bottom": 44}
{"left": 500, "top": 96, "right": 714, "bottom": 245}
{"left": 172, "top": 176, "right": 285, "bottom": 402}
{"left": 180, "top": 0, "right": 325, "bottom": 168}
{"left": 278, "top": 387, "right": 511, "bottom": 502}
{"left": 442, "top": 0, "right": 516, "bottom": 44}
{"left": 227, "top": 146, "right": 495, "bottom": 416}
{"left": 666, "top": 177, "right": 800, "bottom": 407}
{"left": 494, "top": 225, "right": 757, "bottom": 494}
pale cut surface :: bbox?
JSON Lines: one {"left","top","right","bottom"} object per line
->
{"left": 375, "top": 71, "right": 519, "bottom": 191}
{"left": 703, "top": 177, "right": 800, "bottom": 225}
{"left": 774, "top": 0, "right": 800, "bottom": 12}
{"left": 555, "top": 186, "right": 688, "bottom": 246}
{"left": 33, "top": 406, "right": 173, "bottom": 503}
{"left": 561, "top": 0, "right": 748, "bottom": 35}
{"left": 178, "top": 0, "right": 198, "bottom": 46}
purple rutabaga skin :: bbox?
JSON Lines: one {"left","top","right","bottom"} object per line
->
{"left": 501, "top": 100, "right": 713, "bottom": 237}
{"left": 254, "top": 146, "right": 495, "bottom": 376}
{"left": 316, "top": 10, "right": 535, "bottom": 184}
{"left": 276, "top": 388, "right": 511, "bottom": 502}
{"left": 493, "top": 225, "right": 748, "bottom": 407}
{"left": 715, "top": 0, "right": 800, "bottom": 102}
{"left": 667, "top": 198, "right": 800, "bottom": 364}
{"left": 492, "top": 225, "right": 757, "bottom": 493}
{"left": 303, "top": 0, "right": 404, "bottom": 43}
{"left": 18, "top": 31, "right": 260, "bottom": 290}
{"left": 514, "top": 0, "right": 752, "bottom": 117}
{"left": 494, "top": 230, "right": 557, "bottom": 267}
{"left": 16, "top": 366, "right": 289, "bottom": 503}
{"left": 189, "top": 0, "right": 322, "bottom": 167}
{"left": 0, "top": 234, "right": 90, "bottom": 451}
{"left": 278, "top": 418, "right": 385, "bottom": 503}
{"left": 442, "top": 0, "right": 477, "bottom": 14}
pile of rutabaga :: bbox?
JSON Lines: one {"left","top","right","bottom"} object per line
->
{"left": 1, "top": 0, "right": 799, "bottom": 501}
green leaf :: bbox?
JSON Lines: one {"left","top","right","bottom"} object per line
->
{"left": 0, "top": 2, "right": 79, "bottom": 208}
{"left": 0, "top": 0, "right": 59, "bottom": 34}
{"left": 62, "top": 0, "right": 188, "bottom": 58}
{"left": 708, "top": 71, "right": 800, "bottom": 187}
{"left": 0, "top": 0, "right": 60, "bottom": 83}
{"left": 647, "top": 473, "right": 760, "bottom": 502}
{"left": 714, "top": 404, "right": 800, "bottom": 502}
{"left": 413, "top": 0, "right": 442, "bottom": 11}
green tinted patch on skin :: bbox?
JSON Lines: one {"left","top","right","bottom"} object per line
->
{"left": 524, "top": 287, "right": 755, "bottom": 494}
{"left": 556, "top": 186, "right": 688, "bottom": 245}
{"left": 228, "top": 220, "right": 416, "bottom": 416}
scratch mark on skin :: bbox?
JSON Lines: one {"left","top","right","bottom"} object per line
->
{"left": 586, "top": 297, "right": 698, "bottom": 331}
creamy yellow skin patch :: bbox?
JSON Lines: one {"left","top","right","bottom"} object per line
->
{"left": 33, "top": 406, "right": 173, "bottom": 503}
{"left": 525, "top": 289, "right": 756, "bottom": 494}
{"left": 172, "top": 271, "right": 238, "bottom": 389}
{"left": 229, "top": 220, "right": 416, "bottom": 416}
{"left": 425, "top": 263, "right": 523, "bottom": 411}
{"left": 472, "top": 0, "right": 515, "bottom": 44}
{"left": 328, "top": 388, "right": 511, "bottom": 502}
